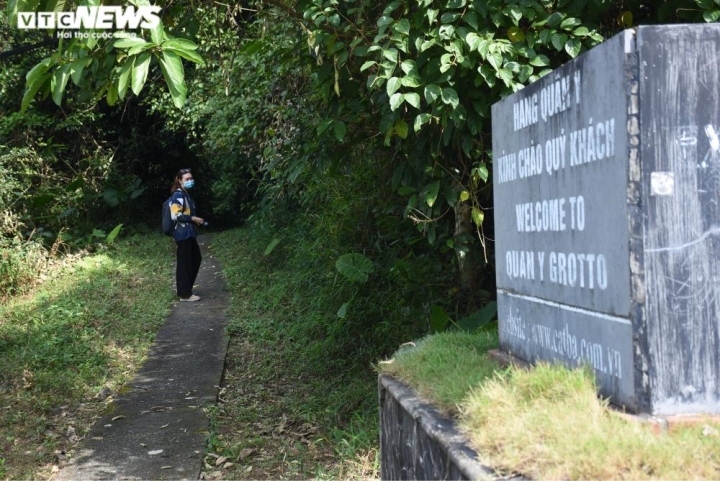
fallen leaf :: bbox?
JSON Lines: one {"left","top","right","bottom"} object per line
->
{"left": 245, "top": 465, "right": 253, "bottom": 472}
{"left": 222, "top": 462, "right": 234, "bottom": 469}
{"left": 161, "top": 466, "right": 173, "bottom": 469}
{"left": 161, "top": 423, "right": 169, "bottom": 429}
{"left": 237, "top": 448, "right": 256, "bottom": 460}
{"left": 148, "top": 450, "right": 163, "bottom": 455}
{"left": 215, "top": 456, "right": 228, "bottom": 466}
{"left": 111, "top": 416, "right": 126, "bottom": 421}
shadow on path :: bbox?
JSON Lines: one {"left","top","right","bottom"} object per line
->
{"left": 54, "top": 236, "right": 230, "bottom": 481}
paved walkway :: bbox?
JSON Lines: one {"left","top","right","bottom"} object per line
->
{"left": 54, "top": 237, "right": 230, "bottom": 480}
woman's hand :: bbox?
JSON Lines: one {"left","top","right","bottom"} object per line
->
{"left": 191, "top": 216, "right": 205, "bottom": 225}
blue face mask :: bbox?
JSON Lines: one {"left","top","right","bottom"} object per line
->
{"left": 183, "top": 180, "right": 195, "bottom": 189}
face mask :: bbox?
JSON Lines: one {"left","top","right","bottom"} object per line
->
{"left": 183, "top": 180, "right": 195, "bottom": 189}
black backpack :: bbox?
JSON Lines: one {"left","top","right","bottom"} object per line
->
{"left": 162, "top": 191, "right": 191, "bottom": 236}
{"left": 161, "top": 196, "right": 175, "bottom": 236}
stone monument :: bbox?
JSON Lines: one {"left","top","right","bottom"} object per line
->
{"left": 492, "top": 24, "right": 720, "bottom": 415}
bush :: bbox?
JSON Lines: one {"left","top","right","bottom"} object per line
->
{"left": 0, "top": 238, "right": 48, "bottom": 297}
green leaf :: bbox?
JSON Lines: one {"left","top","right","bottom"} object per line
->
{"left": 573, "top": 26, "right": 590, "bottom": 36}
{"left": 400, "top": 60, "right": 417, "bottom": 75}
{"left": 401, "top": 75, "right": 421, "bottom": 87}
{"left": 51, "top": 63, "right": 71, "bottom": 106}
{"left": 150, "top": 18, "right": 166, "bottom": 45}
{"left": 487, "top": 52, "right": 502, "bottom": 70}
{"left": 394, "top": 119, "right": 409, "bottom": 138}
{"left": 394, "top": 18, "right": 410, "bottom": 35}
{"left": 441, "top": 12, "right": 461, "bottom": 23}
{"left": 335, "top": 253, "right": 374, "bottom": 283}
{"left": 704, "top": 10, "right": 720, "bottom": 22}
{"left": 459, "top": 190, "right": 470, "bottom": 202}
{"left": 405, "top": 92, "right": 421, "bottom": 108}
{"left": 106, "top": 81, "right": 118, "bottom": 106}
{"left": 471, "top": 207, "right": 484, "bottom": 225}
{"left": 105, "top": 224, "right": 123, "bottom": 244}
{"left": 414, "top": 113, "right": 432, "bottom": 131}
{"left": 383, "top": 48, "right": 398, "bottom": 63}
{"left": 474, "top": 163, "right": 489, "bottom": 182}
{"left": 126, "top": 40, "right": 155, "bottom": 56}
{"left": 317, "top": 118, "right": 333, "bottom": 135}
{"left": 162, "top": 38, "right": 204, "bottom": 65}
{"left": 333, "top": 120, "right": 347, "bottom": 141}
{"left": 424, "top": 180, "right": 440, "bottom": 207}
{"left": 118, "top": 59, "right": 133, "bottom": 99}
{"left": 21, "top": 71, "right": 50, "bottom": 113}
{"left": 565, "top": 38, "right": 581, "bottom": 58}
{"left": 479, "top": 64, "right": 496, "bottom": 87}
{"left": 69, "top": 57, "right": 86, "bottom": 86}
{"left": 440, "top": 87, "right": 459, "bottom": 109}
{"left": 360, "top": 60, "right": 377, "bottom": 71}
{"left": 131, "top": 52, "right": 151, "bottom": 96}
{"left": 464, "top": 11, "right": 479, "bottom": 29}
{"left": 465, "top": 32, "right": 482, "bottom": 51}
{"left": 387, "top": 76, "right": 402, "bottom": 96}
{"left": 25, "top": 58, "right": 51, "bottom": 84}
{"left": 552, "top": 32, "right": 568, "bottom": 51}
{"left": 263, "top": 237, "right": 281, "bottom": 256}
{"left": 337, "top": 302, "right": 350, "bottom": 319}
{"left": 114, "top": 37, "right": 148, "bottom": 49}
{"left": 560, "top": 17, "right": 581, "bottom": 30}
{"left": 377, "top": 15, "right": 394, "bottom": 27}
{"left": 529, "top": 54, "right": 550, "bottom": 67}
{"left": 547, "top": 12, "right": 563, "bottom": 28}
{"left": 390, "top": 92, "right": 405, "bottom": 111}
{"left": 158, "top": 50, "right": 187, "bottom": 108}
{"left": 454, "top": 302, "right": 497, "bottom": 332}
{"left": 429, "top": 305, "right": 450, "bottom": 332}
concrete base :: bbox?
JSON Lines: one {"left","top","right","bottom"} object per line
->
{"left": 379, "top": 374, "right": 504, "bottom": 481}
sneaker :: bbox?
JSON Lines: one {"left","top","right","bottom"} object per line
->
{"left": 179, "top": 295, "right": 201, "bottom": 302}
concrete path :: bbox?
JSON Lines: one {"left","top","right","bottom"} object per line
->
{"left": 54, "top": 236, "right": 229, "bottom": 480}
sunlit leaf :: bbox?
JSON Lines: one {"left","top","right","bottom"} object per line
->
{"left": 424, "top": 180, "right": 440, "bottom": 207}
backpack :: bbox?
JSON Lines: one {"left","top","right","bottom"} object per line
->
{"left": 162, "top": 191, "right": 191, "bottom": 236}
{"left": 161, "top": 196, "right": 175, "bottom": 236}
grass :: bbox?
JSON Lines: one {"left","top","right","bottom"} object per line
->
{"left": 0, "top": 232, "right": 175, "bottom": 480}
{"left": 377, "top": 330, "right": 500, "bottom": 414}
{"left": 201, "top": 226, "right": 395, "bottom": 480}
{"left": 378, "top": 334, "right": 720, "bottom": 480}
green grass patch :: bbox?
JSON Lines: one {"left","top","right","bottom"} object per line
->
{"left": 379, "top": 336, "right": 720, "bottom": 480}
{"left": 0, "top": 232, "right": 175, "bottom": 479}
{"left": 377, "top": 331, "right": 500, "bottom": 414}
{"left": 462, "top": 364, "right": 720, "bottom": 480}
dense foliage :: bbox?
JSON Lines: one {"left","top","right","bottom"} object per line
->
{"left": 2, "top": 0, "right": 719, "bottom": 307}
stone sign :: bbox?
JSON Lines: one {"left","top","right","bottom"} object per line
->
{"left": 492, "top": 24, "right": 720, "bottom": 415}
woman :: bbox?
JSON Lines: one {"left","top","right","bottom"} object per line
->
{"left": 170, "top": 168, "right": 204, "bottom": 301}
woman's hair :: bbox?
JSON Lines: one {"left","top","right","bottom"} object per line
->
{"left": 170, "top": 168, "right": 191, "bottom": 194}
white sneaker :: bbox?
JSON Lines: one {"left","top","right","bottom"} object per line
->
{"left": 179, "top": 295, "right": 201, "bottom": 302}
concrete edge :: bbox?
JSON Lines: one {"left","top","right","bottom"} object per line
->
{"left": 379, "top": 374, "right": 500, "bottom": 481}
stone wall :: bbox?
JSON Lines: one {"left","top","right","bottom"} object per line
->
{"left": 378, "top": 374, "right": 499, "bottom": 480}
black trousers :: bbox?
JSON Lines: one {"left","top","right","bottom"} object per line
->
{"left": 176, "top": 237, "right": 202, "bottom": 298}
